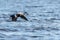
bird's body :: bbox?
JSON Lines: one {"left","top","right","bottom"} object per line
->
{"left": 10, "top": 12, "right": 28, "bottom": 21}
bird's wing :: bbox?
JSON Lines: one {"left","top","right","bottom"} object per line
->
{"left": 20, "top": 15, "right": 28, "bottom": 21}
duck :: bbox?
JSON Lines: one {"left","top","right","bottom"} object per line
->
{"left": 10, "top": 12, "right": 28, "bottom": 21}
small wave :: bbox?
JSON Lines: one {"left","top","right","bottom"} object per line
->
{"left": 0, "top": 28, "right": 18, "bottom": 32}
{"left": 50, "top": 18, "right": 60, "bottom": 20}
{"left": 33, "top": 27, "right": 59, "bottom": 31}
{"left": 26, "top": 6, "right": 43, "bottom": 8}
{"left": 29, "top": 35, "right": 43, "bottom": 38}
{"left": 0, "top": 33, "right": 7, "bottom": 38}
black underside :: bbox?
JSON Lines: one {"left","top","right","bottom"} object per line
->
{"left": 10, "top": 15, "right": 17, "bottom": 21}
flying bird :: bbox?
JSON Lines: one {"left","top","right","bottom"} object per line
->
{"left": 10, "top": 12, "right": 28, "bottom": 21}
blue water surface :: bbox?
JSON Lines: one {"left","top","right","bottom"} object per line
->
{"left": 0, "top": 0, "right": 60, "bottom": 40}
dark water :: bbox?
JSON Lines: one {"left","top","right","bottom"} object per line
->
{"left": 0, "top": 0, "right": 60, "bottom": 40}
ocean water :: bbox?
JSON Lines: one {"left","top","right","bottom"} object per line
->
{"left": 0, "top": 0, "right": 60, "bottom": 40}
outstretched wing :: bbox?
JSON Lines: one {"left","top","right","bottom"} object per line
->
{"left": 20, "top": 15, "right": 28, "bottom": 21}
